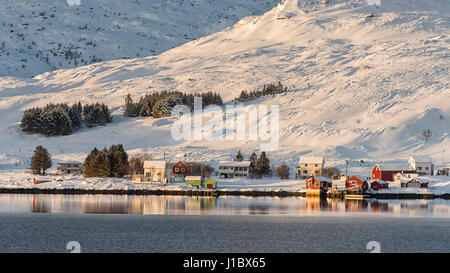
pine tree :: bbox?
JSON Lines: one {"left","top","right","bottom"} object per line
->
{"left": 124, "top": 94, "right": 137, "bottom": 117}
{"left": 234, "top": 150, "right": 243, "bottom": 162}
{"left": 83, "top": 148, "right": 99, "bottom": 177}
{"left": 257, "top": 151, "right": 271, "bottom": 176}
{"left": 108, "top": 144, "right": 129, "bottom": 177}
{"left": 249, "top": 152, "right": 258, "bottom": 176}
{"left": 96, "top": 148, "right": 111, "bottom": 177}
{"left": 30, "top": 145, "right": 52, "bottom": 175}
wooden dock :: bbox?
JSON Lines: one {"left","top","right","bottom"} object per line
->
{"left": 344, "top": 194, "right": 370, "bottom": 200}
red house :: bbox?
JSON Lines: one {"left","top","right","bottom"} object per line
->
{"left": 346, "top": 175, "right": 369, "bottom": 193}
{"left": 172, "top": 161, "right": 187, "bottom": 177}
{"left": 372, "top": 164, "right": 416, "bottom": 182}
{"left": 370, "top": 180, "right": 389, "bottom": 191}
{"left": 401, "top": 178, "right": 428, "bottom": 188}
{"left": 306, "top": 176, "right": 332, "bottom": 195}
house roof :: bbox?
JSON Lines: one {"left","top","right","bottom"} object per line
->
{"left": 219, "top": 161, "right": 251, "bottom": 167}
{"left": 372, "top": 180, "right": 388, "bottom": 185}
{"left": 374, "top": 163, "right": 412, "bottom": 171}
{"left": 58, "top": 161, "right": 82, "bottom": 165}
{"left": 309, "top": 176, "right": 332, "bottom": 182}
{"left": 143, "top": 160, "right": 167, "bottom": 169}
{"left": 409, "top": 155, "right": 432, "bottom": 163}
{"left": 299, "top": 156, "right": 324, "bottom": 164}
{"left": 185, "top": 176, "right": 202, "bottom": 181}
{"left": 348, "top": 175, "right": 367, "bottom": 181}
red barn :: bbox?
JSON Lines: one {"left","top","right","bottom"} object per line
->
{"left": 306, "top": 176, "right": 332, "bottom": 195}
{"left": 372, "top": 163, "right": 416, "bottom": 182}
{"left": 370, "top": 180, "right": 389, "bottom": 191}
{"left": 172, "top": 161, "right": 187, "bottom": 177}
{"left": 346, "top": 175, "right": 369, "bottom": 192}
{"left": 401, "top": 178, "right": 428, "bottom": 188}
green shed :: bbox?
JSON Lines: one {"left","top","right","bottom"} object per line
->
{"left": 185, "top": 176, "right": 202, "bottom": 188}
{"left": 203, "top": 178, "right": 217, "bottom": 189}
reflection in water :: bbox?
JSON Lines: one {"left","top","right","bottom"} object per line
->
{"left": 0, "top": 194, "right": 448, "bottom": 217}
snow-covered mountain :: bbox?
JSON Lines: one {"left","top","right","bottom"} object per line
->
{"left": 0, "top": 0, "right": 449, "bottom": 171}
{"left": 0, "top": 0, "right": 279, "bottom": 77}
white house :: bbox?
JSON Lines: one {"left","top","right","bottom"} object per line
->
{"left": 408, "top": 156, "right": 434, "bottom": 176}
{"left": 135, "top": 160, "right": 174, "bottom": 183}
{"left": 218, "top": 161, "right": 251, "bottom": 178}
{"left": 295, "top": 156, "right": 325, "bottom": 179}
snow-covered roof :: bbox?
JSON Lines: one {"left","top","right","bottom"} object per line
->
{"left": 402, "top": 177, "right": 429, "bottom": 184}
{"left": 309, "top": 176, "right": 332, "bottom": 182}
{"left": 372, "top": 180, "right": 388, "bottom": 185}
{"left": 409, "top": 155, "right": 432, "bottom": 163}
{"left": 219, "top": 161, "right": 251, "bottom": 167}
{"left": 375, "top": 163, "right": 412, "bottom": 171}
{"left": 299, "top": 156, "right": 324, "bottom": 164}
{"left": 185, "top": 176, "right": 202, "bottom": 181}
{"left": 58, "top": 161, "right": 82, "bottom": 165}
{"left": 143, "top": 160, "right": 167, "bottom": 169}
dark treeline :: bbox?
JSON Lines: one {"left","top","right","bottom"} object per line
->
{"left": 21, "top": 102, "right": 112, "bottom": 136}
{"left": 124, "top": 91, "right": 223, "bottom": 118}
{"left": 84, "top": 144, "right": 129, "bottom": 178}
{"left": 235, "top": 82, "right": 288, "bottom": 102}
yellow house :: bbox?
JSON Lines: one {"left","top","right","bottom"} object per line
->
{"left": 295, "top": 156, "right": 324, "bottom": 179}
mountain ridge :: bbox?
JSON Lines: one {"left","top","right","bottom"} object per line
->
{"left": 0, "top": 0, "right": 448, "bottom": 169}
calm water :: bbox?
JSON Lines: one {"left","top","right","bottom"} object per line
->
{"left": 0, "top": 194, "right": 449, "bottom": 253}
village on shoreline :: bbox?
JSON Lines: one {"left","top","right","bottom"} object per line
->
{"left": 1, "top": 146, "right": 449, "bottom": 200}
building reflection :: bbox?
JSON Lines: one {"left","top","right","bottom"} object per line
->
{"left": 370, "top": 200, "right": 390, "bottom": 213}
{"left": 345, "top": 199, "right": 369, "bottom": 212}
{"left": 1, "top": 194, "right": 448, "bottom": 217}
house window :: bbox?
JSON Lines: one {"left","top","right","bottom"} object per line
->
{"left": 305, "top": 164, "right": 308, "bottom": 167}
{"left": 303, "top": 170, "right": 308, "bottom": 174}
{"left": 425, "top": 167, "right": 429, "bottom": 170}
{"left": 146, "top": 172, "right": 150, "bottom": 177}
{"left": 315, "top": 164, "right": 318, "bottom": 167}
{"left": 417, "top": 167, "right": 422, "bottom": 170}
{"left": 315, "top": 170, "right": 320, "bottom": 175}
{"left": 243, "top": 167, "right": 247, "bottom": 171}
{"left": 175, "top": 168, "right": 179, "bottom": 172}
{"left": 181, "top": 168, "right": 185, "bottom": 172}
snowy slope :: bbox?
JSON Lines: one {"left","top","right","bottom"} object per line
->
{"left": 0, "top": 0, "right": 449, "bottom": 173}
{"left": 0, "top": 0, "right": 279, "bottom": 77}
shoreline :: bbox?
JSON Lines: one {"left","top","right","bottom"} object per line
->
{"left": 0, "top": 188, "right": 449, "bottom": 200}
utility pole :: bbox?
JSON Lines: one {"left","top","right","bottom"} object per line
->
{"left": 345, "top": 160, "right": 348, "bottom": 178}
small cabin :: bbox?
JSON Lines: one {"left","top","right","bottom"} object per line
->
{"left": 57, "top": 161, "right": 83, "bottom": 175}
{"left": 346, "top": 175, "right": 369, "bottom": 193}
{"left": 370, "top": 180, "right": 389, "bottom": 191}
{"left": 401, "top": 178, "right": 428, "bottom": 188}
{"left": 203, "top": 178, "right": 217, "bottom": 189}
{"left": 306, "top": 176, "right": 332, "bottom": 196}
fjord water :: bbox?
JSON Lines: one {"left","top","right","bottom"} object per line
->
{"left": 0, "top": 194, "right": 449, "bottom": 253}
